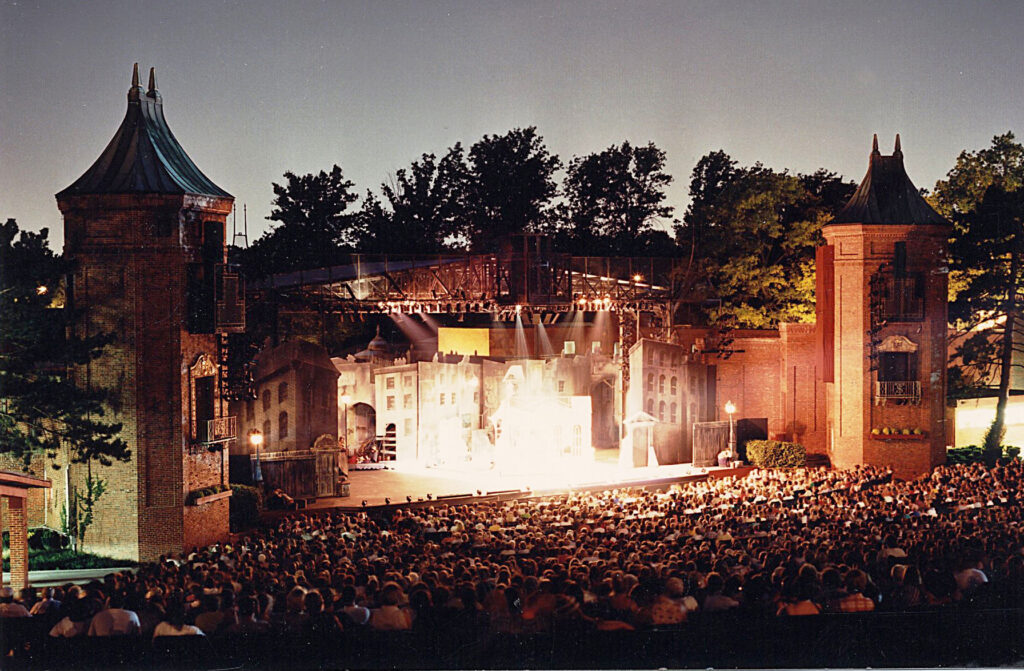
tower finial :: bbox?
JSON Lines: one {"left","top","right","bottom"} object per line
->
{"left": 871, "top": 134, "right": 880, "bottom": 156}
{"left": 128, "top": 63, "right": 142, "bottom": 102}
{"left": 894, "top": 133, "right": 902, "bottom": 156}
{"left": 148, "top": 67, "right": 158, "bottom": 95}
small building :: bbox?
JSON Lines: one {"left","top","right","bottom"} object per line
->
{"left": 233, "top": 340, "right": 339, "bottom": 455}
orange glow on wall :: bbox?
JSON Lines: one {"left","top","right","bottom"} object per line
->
{"left": 438, "top": 327, "right": 490, "bottom": 357}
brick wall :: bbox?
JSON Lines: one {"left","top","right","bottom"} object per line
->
{"left": 59, "top": 192, "right": 233, "bottom": 561}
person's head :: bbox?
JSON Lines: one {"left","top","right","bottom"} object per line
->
{"left": 0, "top": 587, "right": 14, "bottom": 604}
{"left": 303, "top": 590, "right": 324, "bottom": 615}
{"left": 380, "top": 583, "right": 402, "bottom": 607}
{"left": 286, "top": 586, "right": 307, "bottom": 613}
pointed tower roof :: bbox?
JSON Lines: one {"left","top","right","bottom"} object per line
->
{"left": 57, "top": 64, "right": 230, "bottom": 199}
{"left": 833, "top": 135, "right": 946, "bottom": 226}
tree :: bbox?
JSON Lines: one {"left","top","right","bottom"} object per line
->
{"left": 932, "top": 132, "right": 1024, "bottom": 462}
{"left": 675, "top": 153, "right": 855, "bottom": 327}
{"left": 0, "top": 219, "right": 129, "bottom": 469}
{"left": 559, "top": 141, "right": 676, "bottom": 255}
{"left": 462, "top": 127, "right": 562, "bottom": 251}
{"left": 241, "top": 165, "right": 361, "bottom": 277}
{"left": 368, "top": 146, "right": 470, "bottom": 254}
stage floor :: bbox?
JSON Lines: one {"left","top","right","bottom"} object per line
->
{"left": 305, "top": 449, "right": 744, "bottom": 510}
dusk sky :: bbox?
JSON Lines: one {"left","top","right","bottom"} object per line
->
{"left": 2, "top": 0, "right": 1023, "bottom": 248}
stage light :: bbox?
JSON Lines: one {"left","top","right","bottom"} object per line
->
{"left": 633, "top": 274, "right": 643, "bottom": 283}
{"left": 406, "top": 495, "right": 412, "bottom": 503}
{"left": 385, "top": 497, "right": 391, "bottom": 505}
{"left": 361, "top": 500, "right": 367, "bottom": 507}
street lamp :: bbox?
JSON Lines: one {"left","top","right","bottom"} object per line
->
{"left": 340, "top": 393, "right": 352, "bottom": 449}
{"left": 248, "top": 429, "right": 264, "bottom": 485}
{"left": 724, "top": 400, "right": 737, "bottom": 461}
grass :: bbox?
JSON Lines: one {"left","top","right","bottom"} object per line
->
{"left": 2, "top": 548, "right": 135, "bottom": 572}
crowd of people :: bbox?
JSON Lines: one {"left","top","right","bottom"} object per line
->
{"left": 3, "top": 459, "right": 1024, "bottom": 644}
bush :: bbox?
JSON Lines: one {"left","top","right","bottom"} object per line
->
{"left": 947, "top": 445, "right": 1020, "bottom": 465}
{"left": 230, "top": 484, "right": 263, "bottom": 532}
{"left": 28, "top": 527, "right": 70, "bottom": 551}
{"left": 185, "top": 483, "right": 230, "bottom": 505}
{"left": 2, "top": 548, "right": 134, "bottom": 571}
{"left": 745, "top": 440, "right": 806, "bottom": 468}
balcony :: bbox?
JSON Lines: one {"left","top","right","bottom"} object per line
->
{"left": 195, "top": 416, "right": 237, "bottom": 445}
{"left": 874, "top": 381, "right": 921, "bottom": 405}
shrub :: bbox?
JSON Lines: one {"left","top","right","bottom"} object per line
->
{"left": 185, "top": 483, "right": 230, "bottom": 505}
{"left": 28, "top": 527, "right": 70, "bottom": 551}
{"left": 947, "top": 446, "right": 985, "bottom": 465}
{"left": 2, "top": 548, "right": 134, "bottom": 571}
{"left": 745, "top": 440, "right": 806, "bottom": 468}
{"left": 230, "top": 484, "right": 263, "bottom": 532}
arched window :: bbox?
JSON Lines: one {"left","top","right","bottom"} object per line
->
{"left": 658, "top": 375, "right": 665, "bottom": 394}
{"left": 670, "top": 376, "right": 678, "bottom": 395}
{"left": 278, "top": 381, "right": 289, "bottom": 404}
{"left": 262, "top": 419, "right": 271, "bottom": 441}
{"left": 658, "top": 401, "right": 666, "bottom": 422}
{"left": 278, "top": 411, "right": 289, "bottom": 439}
{"left": 261, "top": 389, "right": 271, "bottom": 412}
{"left": 647, "top": 372, "right": 654, "bottom": 391}
{"left": 670, "top": 402, "right": 677, "bottom": 423}
{"left": 646, "top": 398, "right": 654, "bottom": 415}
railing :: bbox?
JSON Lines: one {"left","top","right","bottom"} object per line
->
{"left": 875, "top": 380, "right": 921, "bottom": 403}
{"left": 195, "top": 416, "right": 237, "bottom": 444}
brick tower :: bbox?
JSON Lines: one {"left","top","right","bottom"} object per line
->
{"left": 818, "top": 135, "right": 950, "bottom": 477}
{"left": 56, "top": 65, "right": 244, "bottom": 561}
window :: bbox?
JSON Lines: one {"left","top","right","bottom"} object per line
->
{"left": 647, "top": 373, "right": 654, "bottom": 391}
{"left": 879, "top": 352, "right": 915, "bottom": 382}
{"left": 646, "top": 348, "right": 653, "bottom": 365}
{"left": 386, "top": 376, "right": 395, "bottom": 390}
{"left": 404, "top": 419, "right": 413, "bottom": 436}
{"left": 386, "top": 395, "right": 396, "bottom": 410}
{"left": 670, "top": 402, "right": 677, "bottom": 423}
{"left": 883, "top": 273, "right": 925, "bottom": 321}
{"left": 246, "top": 400, "right": 255, "bottom": 423}
{"left": 261, "top": 389, "right": 271, "bottom": 412}
{"left": 439, "top": 393, "right": 445, "bottom": 406}
{"left": 473, "top": 391, "right": 479, "bottom": 403}
{"left": 404, "top": 394, "right": 413, "bottom": 409}
{"left": 278, "top": 381, "right": 289, "bottom": 403}
{"left": 262, "top": 420, "right": 271, "bottom": 440}
{"left": 658, "top": 401, "right": 666, "bottom": 422}
{"left": 670, "top": 376, "right": 678, "bottom": 395}
{"left": 558, "top": 380, "right": 565, "bottom": 393}
{"left": 278, "top": 412, "right": 288, "bottom": 439}
{"left": 450, "top": 392, "right": 456, "bottom": 405}
{"left": 659, "top": 375, "right": 665, "bottom": 394}
{"left": 646, "top": 399, "right": 654, "bottom": 414}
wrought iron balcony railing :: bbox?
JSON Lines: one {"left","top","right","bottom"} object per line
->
{"left": 196, "top": 416, "right": 237, "bottom": 445}
{"left": 875, "top": 381, "right": 921, "bottom": 404}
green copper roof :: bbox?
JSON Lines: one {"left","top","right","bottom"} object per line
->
{"left": 57, "top": 64, "right": 231, "bottom": 200}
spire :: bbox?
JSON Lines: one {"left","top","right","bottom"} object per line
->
{"left": 128, "top": 62, "right": 142, "bottom": 102}
{"left": 871, "top": 134, "right": 880, "bottom": 156}
{"left": 147, "top": 67, "right": 158, "bottom": 96}
{"left": 893, "top": 133, "right": 902, "bottom": 157}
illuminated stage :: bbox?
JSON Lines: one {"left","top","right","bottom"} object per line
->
{"left": 309, "top": 449, "right": 750, "bottom": 511}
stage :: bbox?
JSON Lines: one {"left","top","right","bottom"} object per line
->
{"left": 302, "top": 448, "right": 753, "bottom": 511}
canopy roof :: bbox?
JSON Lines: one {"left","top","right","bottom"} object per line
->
{"left": 58, "top": 64, "right": 230, "bottom": 200}
{"left": 833, "top": 134, "right": 946, "bottom": 226}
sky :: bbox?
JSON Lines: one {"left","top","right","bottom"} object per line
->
{"left": 2, "top": 0, "right": 1023, "bottom": 249}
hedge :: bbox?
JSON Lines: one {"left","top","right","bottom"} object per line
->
{"left": 745, "top": 440, "right": 806, "bottom": 468}
{"left": 230, "top": 484, "right": 263, "bottom": 532}
{"left": 947, "top": 445, "right": 1021, "bottom": 465}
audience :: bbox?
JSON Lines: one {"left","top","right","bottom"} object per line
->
{"left": 5, "top": 458, "right": 1024, "bottom": 655}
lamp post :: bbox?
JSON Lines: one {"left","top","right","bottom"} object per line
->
{"left": 249, "top": 429, "right": 264, "bottom": 486}
{"left": 340, "top": 393, "right": 352, "bottom": 449}
{"left": 724, "top": 400, "right": 737, "bottom": 462}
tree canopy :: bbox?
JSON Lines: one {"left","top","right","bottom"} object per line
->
{"left": 241, "top": 165, "right": 360, "bottom": 277}
{"left": 0, "top": 219, "right": 129, "bottom": 468}
{"left": 558, "top": 141, "right": 676, "bottom": 256}
{"left": 463, "top": 127, "right": 562, "bottom": 251}
{"left": 675, "top": 154, "right": 854, "bottom": 328}
{"left": 932, "top": 132, "right": 1024, "bottom": 459}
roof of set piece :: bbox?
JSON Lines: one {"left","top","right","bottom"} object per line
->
{"left": 57, "top": 64, "right": 230, "bottom": 199}
{"left": 833, "top": 134, "right": 947, "bottom": 226}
